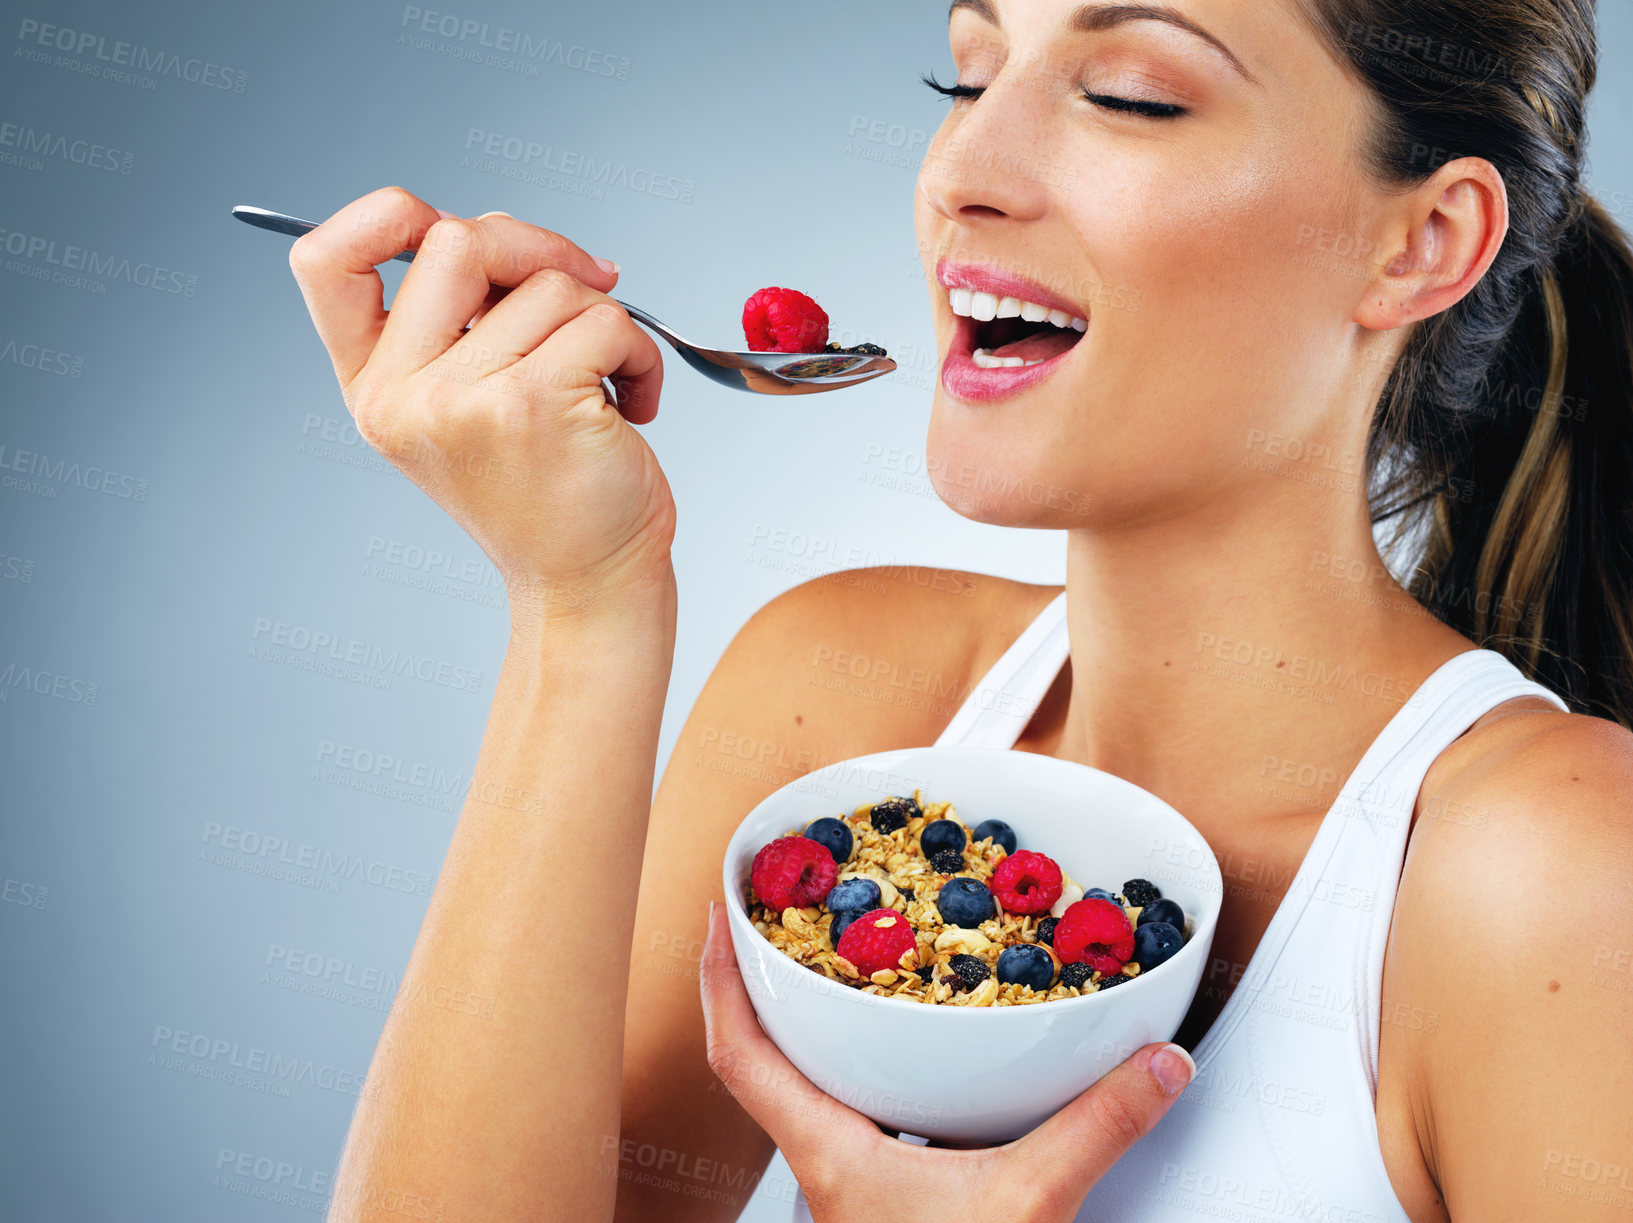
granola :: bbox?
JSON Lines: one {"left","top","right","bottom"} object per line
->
{"left": 744, "top": 789, "right": 1186, "bottom": 1007}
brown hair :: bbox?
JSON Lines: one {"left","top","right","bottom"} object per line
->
{"left": 1299, "top": 0, "right": 1633, "bottom": 728}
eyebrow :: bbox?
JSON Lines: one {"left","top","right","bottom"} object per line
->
{"left": 948, "top": 0, "right": 1261, "bottom": 86}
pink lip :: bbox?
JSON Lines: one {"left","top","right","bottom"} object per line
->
{"left": 936, "top": 257, "right": 1090, "bottom": 321}
{"left": 935, "top": 257, "right": 1090, "bottom": 404}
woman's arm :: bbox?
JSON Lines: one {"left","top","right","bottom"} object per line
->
{"left": 329, "top": 590, "right": 677, "bottom": 1223}
{"left": 1381, "top": 711, "right": 1633, "bottom": 1222}
{"left": 284, "top": 186, "right": 680, "bottom": 1223}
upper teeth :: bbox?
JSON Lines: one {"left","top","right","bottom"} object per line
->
{"left": 948, "top": 287, "right": 1087, "bottom": 332}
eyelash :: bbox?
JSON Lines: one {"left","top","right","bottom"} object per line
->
{"left": 920, "top": 71, "right": 1187, "bottom": 120}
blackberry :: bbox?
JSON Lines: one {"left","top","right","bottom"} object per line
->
{"left": 822, "top": 341, "right": 888, "bottom": 356}
{"left": 1059, "top": 962, "right": 1093, "bottom": 990}
{"left": 869, "top": 795, "right": 919, "bottom": 834}
{"left": 915, "top": 963, "right": 936, "bottom": 981}
{"left": 1094, "top": 971, "right": 1132, "bottom": 990}
{"left": 930, "top": 848, "right": 964, "bottom": 873}
{"left": 947, "top": 954, "right": 989, "bottom": 990}
{"left": 1036, "top": 916, "right": 1058, "bottom": 946}
{"left": 1122, "top": 878, "right": 1161, "bottom": 907}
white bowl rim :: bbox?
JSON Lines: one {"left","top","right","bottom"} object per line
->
{"left": 722, "top": 745, "right": 1224, "bottom": 1020}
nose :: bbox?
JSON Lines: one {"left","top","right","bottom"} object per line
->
{"left": 918, "top": 77, "right": 1052, "bottom": 226}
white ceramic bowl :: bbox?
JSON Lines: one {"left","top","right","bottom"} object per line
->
{"left": 722, "top": 745, "right": 1223, "bottom": 1144}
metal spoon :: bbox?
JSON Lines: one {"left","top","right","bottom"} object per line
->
{"left": 232, "top": 205, "right": 897, "bottom": 395}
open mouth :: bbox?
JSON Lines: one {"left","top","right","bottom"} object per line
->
{"left": 949, "top": 288, "right": 1088, "bottom": 369}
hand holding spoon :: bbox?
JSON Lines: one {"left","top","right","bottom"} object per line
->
{"left": 232, "top": 205, "right": 896, "bottom": 395}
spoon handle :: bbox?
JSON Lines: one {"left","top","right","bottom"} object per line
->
{"left": 609, "top": 300, "right": 689, "bottom": 350}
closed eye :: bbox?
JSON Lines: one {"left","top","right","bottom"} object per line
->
{"left": 920, "top": 72, "right": 1187, "bottom": 120}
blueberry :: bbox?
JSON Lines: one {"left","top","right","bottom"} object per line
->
{"left": 1122, "top": 878, "right": 1162, "bottom": 908}
{"left": 830, "top": 909, "right": 864, "bottom": 946}
{"left": 1095, "top": 971, "right": 1132, "bottom": 990}
{"left": 920, "top": 819, "right": 967, "bottom": 859}
{"left": 996, "top": 944, "right": 1055, "bottom": 991}
{"left": 826, "top": 877, "right": 881, "bottom": 915}
{"left": 946, "top": 954, "right": 989, "bottom": 990}
{"left": 1059, "top": 962, "right": 1093, "bottom": 990}
{"left": 972, "top": 819, "right": 1017, "bottom": 854}
{"left": 1137, "top": 898, "right": 1186, "bottom": 931}
{"left": 1084, "top": 887, "right": 1121, "bottom": 904}
{"left": 936, "top": 877, "right": 996, "bottom": 927}
{"left": 1131, "top": 921, "right": 1184, "bottom": 971}
{"left": 869, "top": 795, "right": 919, "bottom": 834}
{"left": 929, "top": 848, "right": 964, "bottom": 874}
{"left": 1036, "top": 916, "right": 1058, "bottom": 946}
{"left": 804, "top": 817, "right": 852, "bottom": 863}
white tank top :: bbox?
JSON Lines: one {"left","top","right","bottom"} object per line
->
{"left": 790, "top": 588, "right": 1570, "bottom": 1223}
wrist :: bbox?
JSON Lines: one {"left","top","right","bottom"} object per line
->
{"left": 505, "top": 561, "right": 677, "bottom": 654}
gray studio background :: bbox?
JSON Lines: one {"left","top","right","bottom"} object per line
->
{"left": 1, "top": 1, "right": 1628, "bottom": 1220}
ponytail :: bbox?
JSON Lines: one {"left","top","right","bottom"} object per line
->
{"left": 1397, "top": 194, "right": 1633, "bottom": 728}
{"left": 1297, "top": 0, "right": 1633, "bottom": 729}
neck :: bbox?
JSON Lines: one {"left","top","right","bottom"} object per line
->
{"left": 1046, "top": 479, "right": 1471, "bottom": 819}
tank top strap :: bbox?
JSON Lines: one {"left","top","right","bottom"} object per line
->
{"left": 933, "top": 590, "right": 1069, "bottom": 750}
{"left": 1191, "top": 647, "right": 1569, "bottom": 1072}
{"left": 1290, "top": 648, "right": 1569, "bottom": 1090}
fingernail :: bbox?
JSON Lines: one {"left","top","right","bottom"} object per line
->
{"left": 593, "top": 255, "right": 619, "bottom": 275}
{"left": 1150, "top": 1044, "right": 1195, "bottom": 1096}
{"left": 475, "top": 210, "right": 513, "bottom": 220}
{"left": 434, "top": 208, "right": 458, "bottom": 219}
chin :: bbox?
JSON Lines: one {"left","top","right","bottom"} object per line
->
{"left": 924, "top": 407, "right": 1099, "bottom": 529}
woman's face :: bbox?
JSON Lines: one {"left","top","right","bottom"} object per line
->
{"left": 916, "top": 0, "right": 1395, "bottom": 528}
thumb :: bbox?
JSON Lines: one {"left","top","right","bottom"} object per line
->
{"left": 1018, "top": 1042, "right": 1194, "bottom": 1202}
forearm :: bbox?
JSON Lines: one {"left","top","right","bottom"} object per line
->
{"left": 330, "top": 573, "right": 678, "bottom": 1223}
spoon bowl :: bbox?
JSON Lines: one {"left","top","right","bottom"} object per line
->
{"left": 232, "top": 205, "right": 897, "bottom": 395}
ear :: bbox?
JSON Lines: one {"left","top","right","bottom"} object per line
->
{"left": 1353, "top": 157, "right": 1509, "bottom": 332}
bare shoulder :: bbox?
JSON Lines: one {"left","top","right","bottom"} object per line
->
{"left": 1380, "top": 706, "right": 1633, "bottom": 1220}
{"left": 617, "top": 564, "right": 1059, "bottom": 1213}
{"left": 721, "top": 565, "right": 1063, "bottom": 755}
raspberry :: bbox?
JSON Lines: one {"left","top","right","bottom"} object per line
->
{"left": 1053, "top": 898, "right": 1135, "bottom": 975}
{"left": 834, "top": 908, "right": 918, "bottom": 977}
{"left": 990, "top": 850, "right": 1063, "bottom": 915}
{"left": 750, "top": 836, "right": 839, "bottom": 914}
{"left": 742, "top": 287, "right": 830, "bottom": 353}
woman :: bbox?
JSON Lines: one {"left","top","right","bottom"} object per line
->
{"left": 288, "top": 0, "right": 1633, "bottom": 1220}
